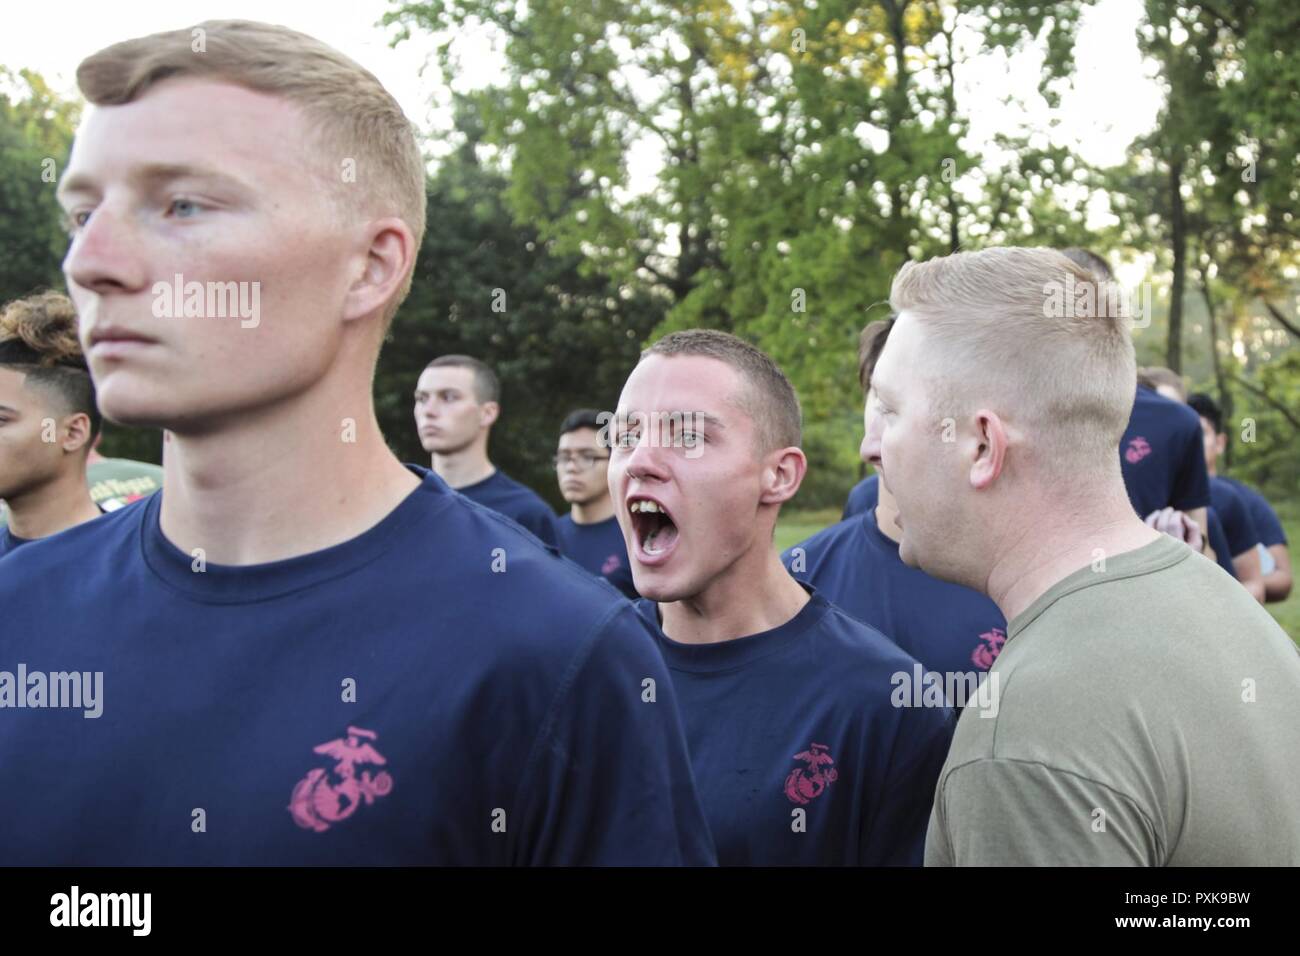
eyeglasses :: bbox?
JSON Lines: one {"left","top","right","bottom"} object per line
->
{"left": 553, "top": 452, "right": 610, "bottom": 470}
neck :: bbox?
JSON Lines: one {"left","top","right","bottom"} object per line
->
{"left": 659, "top": 544, "right": 810, "bottom": 645}
{"left": 160, "top": 388, "right": 419, "bottom": 565}
{"left": 874, "top": 482, "right": 901, "bottom": 543}
{"left": 6, "top": 462, "right": 100, "bottom": 540}
{"left": 432, "top": 442, "right": 494, "bottom": 490}
{"left": 984, "top": 478, "right": 1161, "bottom": 624}
{"left": 571, "top": 493, "right": 615, "bottom": 524}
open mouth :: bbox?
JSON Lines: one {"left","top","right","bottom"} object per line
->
{"left": 628, "top": 497, "right": 680, "bottom": 563}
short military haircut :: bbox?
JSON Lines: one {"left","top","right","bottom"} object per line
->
{"left": 0, "top": 291, "right": 101, "bottom": 438}
{"left": 423, "top": 355, "right": 500, "bottom": 404}
{"left": 1060, "top": 247, "right": 1115, "bottom": 282}
{"left": 858, "top": 315, "right": 896, "bottom": 393}
{"left": 641, "top": 329, "right": 801, "bottom": 452}
{"left": 560, "top": 408, "right": 605, "bottom": 437}
{"left": 1137, "top": 365, "right": 1187, "bottom": 400}
{"left": 1188, "top": 392, "right": 1224, "bottom": 434}
{"left": 76, "top": 19, "right": 428, "bottom": 326}
{"left": 889, "top": 247, "right": 1136, "bottom": 480}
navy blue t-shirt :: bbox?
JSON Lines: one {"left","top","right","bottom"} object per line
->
{"left": 0, "top": 467, "right": 715, "bottom": 865}
{"left": 1206, "top": 507, "right": 1238, "bottom": 578}
{"left": 1220, "top": 477, "right": 1287, "bottom": 548}
{"left": 783, "top": 509, "right": 1008, "bottom": 686}
{"left": 0, "top": 505, "right": 108, "bottom": 560}
{"left": 0, "top": 527, "right": 31, "bottom": 559}
{"left": 1119, "top": 386, "right": 1211, "bottom": 518}
{"left": 635, "top": 588, "right": 953, "bottom": 865}
{"left": 842, "top": 474, "right": 879, "bottom": 520}
{"left": 455, "top": 469, "right": 558, "bottom": 547}
{"left": 555, "top": 514, "right": 638, "bottom": 600}
{"left": 1209, "top": 476, "right": 1261, "bottom": 558}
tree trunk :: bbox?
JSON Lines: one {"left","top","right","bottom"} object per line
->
{"left": 1167, "top": 156, "right": 1187, "bottom": 372}
{"left": 1199, "top": 260, "right": 1232, "bottom": 468}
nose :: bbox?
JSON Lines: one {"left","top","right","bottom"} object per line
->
{"left": 63, "top": 200, "right": 150, "bottom": 297}
{"left": 620, "top": 430, "right": 671, "bottom": 486}
{"left": 861, "top": 413, "right": 884, "bottom": 467}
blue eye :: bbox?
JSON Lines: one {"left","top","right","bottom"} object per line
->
{"left": 63, "top": 210, "right": 92, "bottom": 234}
{"left": 169, "top": 199, "right": 201, "bottom": 218}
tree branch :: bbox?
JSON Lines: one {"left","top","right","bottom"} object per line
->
{"left": 1229, "top": 374, "right": 1300, "bottom": 432}
{"left": 1263, "top": 300, "right": 1300, "bottom": 339}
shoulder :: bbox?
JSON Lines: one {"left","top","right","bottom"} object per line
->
{"left": 783, "top": 515, "right": 864, "bottom": 567}
{"left": 804, "top": 595, "right": 920, "bottom": 676}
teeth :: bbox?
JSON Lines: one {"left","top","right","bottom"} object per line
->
{"left": 630, "top": 500, "right": 663, "bottom": 514}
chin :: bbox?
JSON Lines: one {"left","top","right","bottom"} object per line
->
{"left": 95, "top": 389, "right": 178, "bottom": 430}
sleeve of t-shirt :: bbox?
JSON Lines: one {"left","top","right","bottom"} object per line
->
{"left": 925, "top": 758, "right": 1160, "bottom": 866}
{"left": 861, "top": 705, "right": 955, "bottom": 865}
{"left": 1170, "top": 421, "right": 1211, "bottom": 512}
{"left": 509, "top": 605, "right": 717, "bottom": 866}
{"left": 1247, "top": 494, "right": 1287, "bottom": 548}
{"left": 1221, "top": 492, "right": 1262, "bottom": 557}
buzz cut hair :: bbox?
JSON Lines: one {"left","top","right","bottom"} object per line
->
{"left": 889, "top": 246, "right": 1136, "bottom": 481}
{"left": 1137, "top": 365, "right": 1187, "bottom": 401}
{"left": 642, "top": 329, "right": 801, "bottom": 452}
{"left": 423, "top": 354, "right": 500, "bottom": 405}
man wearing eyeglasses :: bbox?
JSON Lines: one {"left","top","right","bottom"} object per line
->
{"left": 553, "top": 408, "right": 638, "bottom": 599}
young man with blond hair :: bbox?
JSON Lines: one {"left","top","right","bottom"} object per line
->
{"left": 870, "top": 247, "right": 1300, "bottom": 865}
{"left": 611, "top": 329, "right": 953, "bottom": 865}
{"left": 0, "top": 20, "right": 713, "bottom": 866}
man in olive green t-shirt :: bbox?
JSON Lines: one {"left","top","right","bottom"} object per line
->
{"left": 870, "top": 247, "right": 1300, "bottom": 866}
{"left": 925, "top": 534, "right": 1299, "bottom": 865}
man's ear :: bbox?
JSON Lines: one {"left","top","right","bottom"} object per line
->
{"left": 1215, "top": 432, "right": 1227, "bottom": 457}
{"left": 480, "top": 401, "right": 500, "bottom": 429}
{"left": 341, "top": 216, "right": 417, "bottom": 324}
{"left": 759, "top": 446, "right": 807, "bottom": 506}
{"left": 970, "top": 410, "right": 1009, "bottom": 490}
{"left": 62, "top": 412, "right": 94, "bottom": 455}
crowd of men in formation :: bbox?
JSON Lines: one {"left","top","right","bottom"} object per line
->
{"left": 1, "top": 19, "right": 1297, "bottom": 867}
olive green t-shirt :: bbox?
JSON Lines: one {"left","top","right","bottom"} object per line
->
{"left": 926, "top": 534, "right": 1300, "bottom": 866}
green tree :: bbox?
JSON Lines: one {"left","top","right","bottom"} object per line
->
{"left": 378, "top": 99, "right": 666, "bottom": 504}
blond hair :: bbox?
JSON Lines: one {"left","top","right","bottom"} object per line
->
{"left": 1137, "top": 365, "right": 1187, "bottom": 401}
{"left": 889, "top": 247, "right": 1136, "bottom": 478}
{"left": 76, "top": 20, "right": 427, "bottom": 323}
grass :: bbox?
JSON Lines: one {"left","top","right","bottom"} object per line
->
{"left": 776, "top": 500, "right": 1300, "bottom": 643}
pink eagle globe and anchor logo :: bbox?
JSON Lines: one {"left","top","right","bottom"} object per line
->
{"left": 970, "top": 626, "right": 1008, "bottom": 671}
{"left": 1124, "top": 436, "right": 1152, "bottom": 464}
{"left": 289, "top": 726, "right": 394, "bottom": 832}
{"left": 784, "top": 743, "right": 839, "bottom": 805}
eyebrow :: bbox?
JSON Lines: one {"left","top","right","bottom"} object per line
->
{"left": 614, "top": 411, "right": 726, "bottom": 427}
{"left": 57, "top": 163, "right": 255, "bottom": 203}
